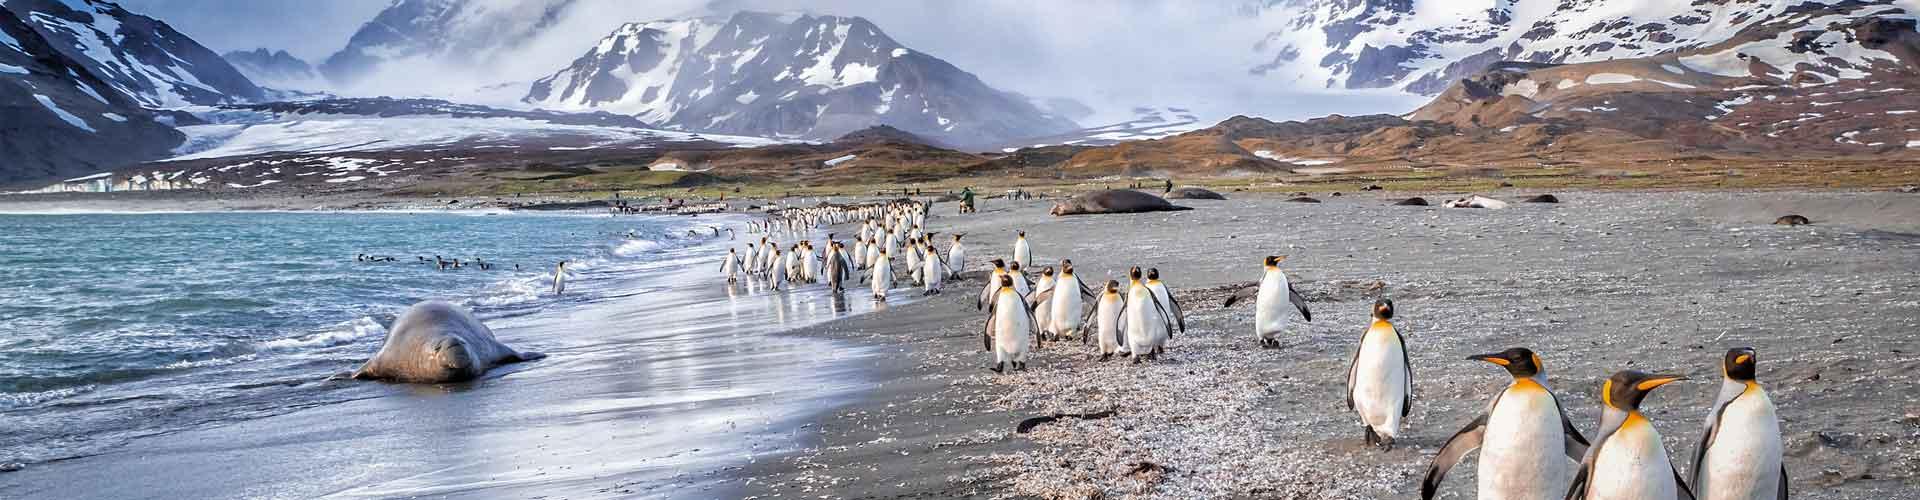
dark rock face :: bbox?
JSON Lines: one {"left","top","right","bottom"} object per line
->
{"left": 523, "top": 11, "right": 1077, "bottom": 149}
{"left": 0, "top": 1, "right": 257, "bottom": 184}
{"left": 223, "top": 49, "right": 316, "bottom": 88}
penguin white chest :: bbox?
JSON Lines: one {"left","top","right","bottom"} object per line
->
{"left": 1125, "top": 288, "right": 1165, "bottom": 350}
{"left": 1351, "top": 324, "right": 1407, "bottom": 435}
{"left": 1480, "top": 383, "right": 1572, "bottom": 500}
{"left": 1095, "top": 297, "right": 1124, "bottom": 352}
{"left": 992, "top": 292, "right": 1031, "bottom": 361}
{"left": 1700, "top": 389, "right": 1782, "bottom": 500}
{"left": 1591, "top": 418, "right": 1678, "bottom": 500}
{"left": 1253, "top": 272, "right": 1288, "bottom": 338}
{"left": 1051, "top": 278, "right": 1083, "bottom": 332}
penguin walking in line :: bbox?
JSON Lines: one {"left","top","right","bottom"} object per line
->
{"left": 1029, "top": 267, "right": 1058, "bottom": 342}
{"left": 1012, "top": 230, "right": 1031, "bottom": 269}
{"left": 1567, "top": 370, "right": 1697, "bottom": 500}
{"left": 768, "top": 248, "right": 786, "bottom": 291}
{"left": 946, "top": 234, "right": 967, "bottom": 279}
{"left": 977, "top": 259, "right": 1011, "bottom": 310}
{"left": 1046, "top": 260, "right": 1098, "bottom": 343}
{"left": 865, "top": 249, "right": 894, "bottom": 301}
{"left": 1689, "top": 348, "right": 1786, "bottom": 500}
{"left": 1346, "top": 298, "right": 1412, "bottom": 449}
{"left": 1421, "top": 347, "right": 1590, "bottom": 500}
{"left": 1143, "top": 268, "right": 1184, "bottom": 337}
{"left": 1121, "top": 267, "right": 1175, "bottom": 363}
{"left": 1222, "top": 255, "right": 1312, "bottom": 348}
{"left": 720, "top": 248, "right": 745, "bottom": 283}
{"left": 824, "top": 242, "right": 853, "bottom": 292}
{"left": 921, "top": 241, "right": 952, "bottom": 296}
{"left": 982, "top": 274, "right": 1038, "bottom": 373}
{"left": 1083, "top": 279, "right": 1127, "bottom": 361}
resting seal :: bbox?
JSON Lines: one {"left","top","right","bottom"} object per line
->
{"left": 1522, "top": 194, "right": 1560, "bottom": 203}
{"left": 1442, "top": 195, "right": 1509, "bottom": 209}
{"left": 1164, "top": 187, "right": 1227, "bottom": 200}
{"left": 1393, "top": 197, "right": 1430, "bottom": 206}
{"left": 1286, "top": 196, "right": 1322, "bottom": 203}
{"left": 1773, "top": 215, "right": 1812, "bottom": 226}
{"left": 344, "top": 301, "right": 545, "bottom": 383}
{"left": 1050, "top": 190, "right": 1190, "bottom": 216}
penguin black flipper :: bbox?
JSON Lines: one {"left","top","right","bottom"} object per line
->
{"left": 1420, "top": 412, "right": 1489, "bottom": 500}
{"left": 1166, "top": 293, "right": 1186, "bottom": 333}
{"left": 1777, "top": 464, "right": 1789, "bottom": 500}
{"left": 1395, "top": 327, "right": 1414, "bottom": 417}
{"left": 1672, "top": 463, "right": 1699, "bottom": 500}
{"left": 1221, "top": 285, "right": 1255, "bottom": 308}
{"left": 1565, "top": 461, "right": 1592, "bottom": 500}
{"left": 982, "top": 299, "right": 998, "bottom": 352}
{"left": 1288, "top": 282, "right": 1312, "bottom": 321}
{"left": 1113, "top": 301, "right": 1130, "bottom": 347}
{"left": 1028, "top": 287, "right": 1054, "bottom": 310}
{"left": 1146, "top": 293, "right": 1176, "bottom": 340}
{"left": 1552, "top": 392, "right": 1592, "bottom": 459}
{"left": 1569, "top": 422, "right": 1621, "bottom": 500}
{"left": 1343, "top": 332, "right": 1362, "bottom": 411}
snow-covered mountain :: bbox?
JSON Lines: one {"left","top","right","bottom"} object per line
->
{"left": 523, "top": 11, "right": 1079, "bottom": 148}
{"left": 1, "top": 0, "right": 265, "bottom": 184}
{"left": 318, "top": 0, "right": 575, "bottom": 89}
{"left": 223, "top": 48, "right": 319, "bottom": 90}
{"left": 989, "top": 106, "right": 1208, "bottom": 151}
{"left": 1248, "top": 0, "right": 1916, "bottom": 95}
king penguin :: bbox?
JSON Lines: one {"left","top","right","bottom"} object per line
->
{"left": 1121, "top": 267, "right": 1174, "bottom": 363}
{"left": 1083, "top": 279, "right": 1127, "bottom": 361}
{"left": 978, "top": 258, "right": 1010, "bottom": 310}
{"left": 1346, "top": 298, "right": 1413, "bottom": 449}
{"left": 1421, "top": 347, "right": 1590, "bottom": 500}
{"left": 1012, "top": 230, "right": 1031, "bottom": 269}
{"left": 1047, "top": 260, "right": 1096, "bottom": 343}
{"left": 983, "top": 274, "right": 1037, "bottom": 373}
{"left": 1143, "top": 268, "right": 1184, "bottom": 337}
{"left": 1567, "top": 370, "right": 1696, "bottom": 500}
{"left": 947, "top": 234, "right": 967, "bottom": 279}
{"left": 1689, "top": 348, "right": 1786, "bottom": 500}
{"left": 866, "top": 249, "right": 893, "bottom": 301}
{"left": 552, "top": 261, "right": 568, "bottom": 295}
{"left": 1029, "top": 267, "right": 1057, "bottom": 341}
{"left": 1223, "top": 255, "right": 1312, "bottom": 348}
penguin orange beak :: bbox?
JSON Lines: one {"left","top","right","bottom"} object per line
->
{"left": 1635, "top": 374, "right": 1687, "bottom": 391}
{"left": 1468, "top": 353, "right": 1510, "bottom": 366}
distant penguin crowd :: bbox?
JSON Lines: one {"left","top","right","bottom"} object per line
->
{"left": 719, "top": 195, "right": 1787, "bottom": 500}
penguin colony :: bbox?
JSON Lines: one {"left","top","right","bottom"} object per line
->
{"left": 722, "top": 201, "right": 1787, "bottom": 500}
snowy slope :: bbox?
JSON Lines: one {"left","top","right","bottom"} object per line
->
{"left": 4, "top": 0, "right": 260, "bottom": 107}
{"left": 1247, "top": 0, "right": 1912, "bottom": 95}
{"left": 318, "top": 0, "right": 576, "bottom": 91}
{"left": 523, "top": 11, "right": 1078, "bottom": 148}
{"left": 223, "top": 48, "right": 320, "bottom": 91}
{"left": 991, "top": 106, "right": 1208, "bottom": 151}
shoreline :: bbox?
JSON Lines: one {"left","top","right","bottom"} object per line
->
{"left": 735, "top": 190, "right": 1920, "bottom": 498}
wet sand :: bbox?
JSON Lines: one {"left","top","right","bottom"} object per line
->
{"left": 743, "top": 190, "right": 1920, "bottom": 499}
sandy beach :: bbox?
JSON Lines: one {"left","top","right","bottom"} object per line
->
{"left": 1, "top": 188, "right": 1914, "bottom": 499}
{"left": 739, "top": 189, "right": 1919, "bottom": 499}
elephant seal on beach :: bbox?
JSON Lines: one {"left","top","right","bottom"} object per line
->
{"left": 1773, "top": 214, "right": 1812, "bottom": 226}
{"left": 1443, "top": 195, "right": 1509, "bottom": 209}
{"left": 1050, "top": 190, "right": 1190, "bottom": 216}
{"left": 1164, "top": 187, "right": 1227, "bottom": 200}
{"left": 343, "top": 301, "right": 545, "bottom": 383}
{"left": 1393, "top": 197, "right": 1430, "bottom": 206}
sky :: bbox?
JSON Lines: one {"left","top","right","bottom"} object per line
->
{"left": 119, "top": 0, "right": 1426, "bottom": 125}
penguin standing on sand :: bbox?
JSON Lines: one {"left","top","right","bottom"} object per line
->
{"left": 720, "top": 248, "right": 745, "bottom": 283}
{"left": 947, "top": 234, "right": 967, "bottom": 279}
{"left": 1012, "top": 230, "right": 1031, "bottom": 269}
{"left": 1047, "top": 260, "right": 1097, "bottom": 342}
{"left": 1690, "top": 348, "right": 1786, "bottom": 500}
{"left": 866, "top": 249, "right": 893, "bottom": 301}
{"left": 1083, "top": 279, "right": 1127, "bottom": 361}
{"left": 1007, "top": 261, "right": 1033, "bottom": 297}
{"left": 824, "top": 242, "right": 853, "bottom": 292}
{"left": 1143, "top": 268, "right": 1184, "bottom": 336}
{"left": 1567, "top": 371, "right": 1696, "bottom": 500}
{"left": 982, "top": 274, "right": 1038, "bottom": 373}
{"left": 1029, "top": 267, "right": 1057, "bottom": 341}
{"left": 1121, "top": 267, "right": 1175, "bottom": 362}
{"left": 1222, "top": 256, "right": 1312, "bottom": 348}
{"left": 1421, "top": 347, "right": 1590, "bottom": 500}
{"left": 921, "top": 241, "right": 950, "bottom": 295}
{"left": 1346, "top": 298, "right": 1413, "bottom": 449}
{"left": 552, "top": 261, "right": 569, "bottom": 295}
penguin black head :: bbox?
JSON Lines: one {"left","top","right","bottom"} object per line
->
{"left": 1104, "top": 280, "right": 1120, "bottom": 293}
{"left": 1602, "top": 370, "right": 1687, "bottom": 412}
{"left": 1127, "top": 267, "right": 1142, "bottom": 281}
{"left": 991, "top": 258, "right": 1006, "bottom": 269}
{"left": 1146, "top": 268, "right": 1161, "bottom": 281}
{"left": 1017, "top": 230, "right": 1026, "bottom": 238}
{"left": 998, "top": 274, "right": 1014, "bottom": 288}
{"left": 1723, "top": 347, "right": 1758, "bottom": 382}
{"left": 1372, "top": 298, "right": 1395, "bottom": 320}
{"left": 1263, "top": 255, "right": 1287, "bottom": 267}
{"left": 1041, "top": 266, "right": 1055, "bottom": 277}
{"left": 1061, "top": 260, "right": 1074, "bottom": 273}
{"left": 1010, "top": 261, "right": 1023, "bottom": 272}
{"left": 1469, "top": 347, "right": 1542, "bottom": 378}
{"left": 953, "top": 234, "right": 963, "bottom": 241}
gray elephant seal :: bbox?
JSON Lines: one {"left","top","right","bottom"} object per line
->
{"left": 1165, "top": 187, "right": 1227, "bottom": 200}
{"left": 344, "top": 301, "right": 545, "bottom": 383}
{"left": 1773, "top": 214, "right": 1812, "bottom": 225}
{"left": 1050, "top": 190, "right": 1190, "bottom": 216}
{"left": 1393, "top": 197, "right": 1430, "bottom": 206}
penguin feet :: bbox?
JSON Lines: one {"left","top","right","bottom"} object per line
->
{"left": 989, "top": 362, "right": 1005, "bottom": 374}
{"left": 1362, "top": 426, "right": 1378, "bottom": 446}
{"left": 1015, "top": 362, "right": 1028, "bottom": 371}
{"left": 1130, "top": 356, "right": 1142, "bottom": 365}
{"left": 1098, "top": 353, "right": 1111, "bottom": 362}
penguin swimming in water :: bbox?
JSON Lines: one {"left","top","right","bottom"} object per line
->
{"left": 1083, "top": 279, "right": 1127, "bottom": 361}
{"left": 982, "top": 274, "right": 1039, "bottom": 373}
{"left": 1689, "top": 348, "right": 1786, "bottom": 500}
{"left": 552, "top": 261, "right": 568, "bottom": 295}
{"left": 1346, "top": 298, "right": 1413, "bottom": 449}
{"left": 1012, "top": 230, "right": 1031, "bottom": 269}
{"left": 1421, "top": 347, "right": 1590, "bottom": 500}
{"left": 1121, "top": 267, "right": 1175, "bottom": 363}
{"left": 1222, "top": 255, "right": 1312, "bottom": 348}
{"left": 1567, "top": 370, "right": 1696, "bottom": 500}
